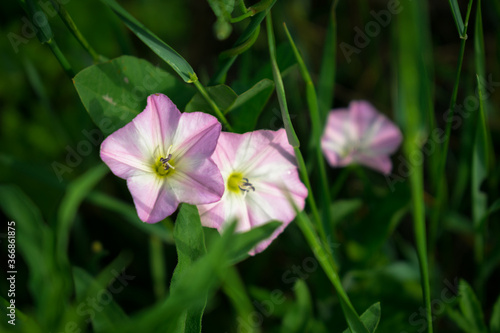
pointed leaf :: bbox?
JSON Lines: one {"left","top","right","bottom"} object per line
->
{"left": 170, "top": 204, "right": 208, "bottom": 333}
{"left": 73, "top": 267, "right": 129, "bottom": 332}
{"left": 100, "top": 0, "right": 196, "bottom": 82}
{"left": 184, "top": 85, "right": 237, "bottom": 115}
{"left": 448, "top": 0, "right": 466, "bottom": 37}
{"left": 490, "top": 293, "right": 500, "bottom": 333}
{"left": 228, "top": 221, "right": 281, "bottom": 264}
{"left": 458, "top": 280, "right": 488, "bottom": 333}
{"left": 227, "top": 79, "right": 275, "bottom": 133}
{"left": 74, "top": 55, "right": 192, "bottom": 136}
{"left": 343, "top": 303, "right": 381, "bottom": 333}
{"left": 282, "top": 279, "right": 313, "bottom": 333}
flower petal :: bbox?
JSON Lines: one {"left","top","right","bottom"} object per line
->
{"left": 100, "top": 93, "right": 182, "bottom": 178}
{"left": 168, "top": 157, "right": 225, "bottom": 206}
{"left": 136, "top": 93, "right": 181, "bottom": 155}
{"left": 321, "top": 110, "right": 354, "bottom": 167}
{"left": 127, "top": 174, "right": 179, "bottom": 223}
{"left": 355, "top": 154, "right": 393, "bottom": 175}
{"left": 199, "top": 129, "right": 308, "bottom": 255}
{"left": 171, "top": 111, "right": 222, "bottom": 161}
{"left": 100, "top": 124, "right": 152, "bottom": 179}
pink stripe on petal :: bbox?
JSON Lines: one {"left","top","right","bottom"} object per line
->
{"left": 134, "top": 94, "right": 181, "bottom": 154}
{"left": 100, "top": 125, "right": 152, "bottom": 178}
{"left": 168, "top": 158, "right": 224, "bottom": 205}
{"left": 355, "top": 154, "right": 393, "bottom": 174}
{"left": 127, "top": 174, "right": 179, "bottom": 223}
{"left": 350, "top": 100, "right": 380, "bottom": 138}
{"left": 367, "top": 122, "right": 403, "bottom": 154}
{"left": 172, "top": 112, "right": 222, "bottom": 160}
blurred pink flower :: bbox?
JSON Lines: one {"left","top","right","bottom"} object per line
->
{"left": 321, "top": 100, "right": 402, "bottom": 174}
{"left": 100, "top": 93, "right": 224, "bottom": 223}
{"left": 197, "top": 129, "right": 308, "bottom": 255}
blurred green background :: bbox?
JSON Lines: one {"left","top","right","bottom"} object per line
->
{"left": 1, "top": 0, "right": 500, "bottom": 332}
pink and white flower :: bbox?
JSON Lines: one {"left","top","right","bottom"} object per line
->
{"left": 197, "top": 129, "right": 308, "bottom": 254}
{"left": 321, "top": 100, "right": 402, "bottom": 174}
{"left": 100, "top": 93, "right": 224, "bottom": 223}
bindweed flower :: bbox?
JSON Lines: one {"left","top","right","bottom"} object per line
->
{"left": 100, "top": 93, "right": 224, "bottom": 223}
{"left": 197, "top": 129, "right": 308, "bottom": 254}
{"left": 321, "top": 100, "right": 402, "bottom": 174}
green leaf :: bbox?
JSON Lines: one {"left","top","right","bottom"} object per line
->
{"left": 170, "top": 204, "right": 208, "bottom": 333}
{"left": 116, "top": 222, "right": 239, "bottom": 333}
{"left": 490, "top": 293, "right": 500, "bottom": 333}
{"left": 221, "top": 267, "right": 257, "bottom": 333}
{"left": 207, "top": 0, "right": 234, "bottom": 19}
{"left": 343, "top": 303, "right": 381, "bottom": 333}
{"left": 211, "top": 0, "right": 276, "bottom": 84}
{"left": 149, "top": 235, "right": 167, "bottom": 299}
{"left": 207, "top": 0, "right": 235, "bottom": 40}
{"left": 472, "top": 0, "right": 489, "bottom": 264}
{"left": 57, "top": 164, "right": 109, "bottom": 259}
{"left": 227, "top": 79, "right": 275, "bottom": 133}
{"left": 184, "top": 84, "right": 238, "bottom": 115}
{"left": 448, "top": 0, "right": 466, "bottom": 37}
{"left": 281, "top": 280, "right": 312, "bottom": 333}
{"left": 100, "top": 0, "right": 196, "bottom": 82}
{"left": 228, "top": 221, "right": 281, "bottom": 264}
{"left": 458, "top": 280, "right": 488, "bottom": 333}
{"left": 0, "top": 185, "right": 69, "bottom": 329}
{"left": 266, "top": 12, "right": 299, "bottom": 148}
{"left": 477, "top": 199, "right": 500, "bottom": 230}
{"left": 447, "top": 307, "right": 474, "bottom": 332}
{"left": 73, "top": 267, "right": 129, "bottom": 332}
{"left": 74, "top": 55, "right": 192, "bottom": 136}
{"left": 86, "top": 191, "right": 174, "bottom": 244}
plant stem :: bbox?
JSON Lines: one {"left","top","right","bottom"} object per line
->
{"left": 52, "top": 1, "right": 105, "bottom": 63}
{"left": 193, "top": 80, "right": 234, "bottom": 131}
{"left": 283, "top": 23, "right": 334, "bottom": 243}
{"left": 430, "top": 0, "right": 474, "bottom": 247}
{"left": 47, "top": 39, "right": 75, "bottom": 78}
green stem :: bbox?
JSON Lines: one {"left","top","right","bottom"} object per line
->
{"left": 430, "top": 0, "right": 474, "bottom": 247}
{"left": 295, "top": 212, "right": 344, "bottom": 298}
{"left": 230, "top": 11, "right": 253, "bottom": 23}
{"left": 47, "top": 39, "right": 75, "bottom": 78}
{"left": 408, "top": 145, "right": 433, "bottom": 333}
{"left": 283, "top": 23, "right": 333, "bottom": 242}
{"left": 149, "top": 235, "right": 166, "bottom": 299}
{"left": 193, "top": 80, "right": 234, "bottom": 131}
{"left": 294, "top": 147, "right": 328, "bottom": 247}
{"left": 52, "top": 1, "right": 104, "bottom": 63}
{"left": 266, "top": 13, "right": 325, "bottom": 243}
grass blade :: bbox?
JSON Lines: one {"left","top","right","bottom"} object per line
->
{"left": 448, "top": 0, "right": 466, "bottom": 37}
{"left": 100, "top": 0, "right": 196, "bottom": 83}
